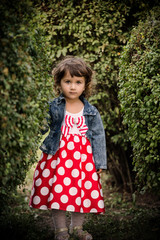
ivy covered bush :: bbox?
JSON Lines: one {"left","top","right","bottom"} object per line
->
{"left": 118, "top": 8, "right": 160, "bottom": 193}
{"left": 0, "top": 0, "right": 53, "bottom": 206}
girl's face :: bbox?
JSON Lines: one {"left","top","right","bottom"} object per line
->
{"left": 60, "top": 71, "right": 85, "bottom": 101}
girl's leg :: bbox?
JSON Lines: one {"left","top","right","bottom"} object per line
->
{"left": 70, "top": 212, "right": 93, "bottom": 240}
{"left": 70, "top": 211, "right": 85, "bottom": 228}
{"left": 52, "top": 209, "right": 69, "bottom": 240}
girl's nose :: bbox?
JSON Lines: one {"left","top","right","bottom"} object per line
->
{"left": 70, "top": 83, "right": 76, "bottom": 89}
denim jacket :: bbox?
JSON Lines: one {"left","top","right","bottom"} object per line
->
{"left": 40, "top": 94, "right": 107, "bottom": 170}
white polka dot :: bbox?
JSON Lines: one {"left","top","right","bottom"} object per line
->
{"left": 98, "top": 200, "right": 104, "bottom": 209}
{"left": 90, "top": 208, "right": 98, "bottom": 213}
{"left": 67, "top": 141, "right": 74, "bottom": 150}
{"left": 48, "top": 178, "right": 53, "bottom": 186}
{"left": 53, "top": 175, "right": 57, "bottom": 183}
{"left": 84, "top": 181, "right": 92, "bottom": 189}
{"left": 42, "top": 169, "right": 50, "bottom": 178}
{"left": 51, "top": 160, "right": 57, "bottom": 169}
{"left": 82, "top": 137, "right": 87, "bottom": 145}
{"left": 61, "top": 195, "right": 68, "bottom": 203}
{"left": 69, "top": 187, "right": 78, "bottom": 196}
{"left": 87, "top": 145, "right": 92, "bottom": 153}
{"left": 82, "top": 171, "right": 85, "bottom": 180}
{"left": 92, "top": 172, "right": 98, "bottom": 181}
{"left": 78, "top": 179, "right": 82, "bottom": 188}
{"left": 71, "top": 169, "right": 79, "bottom": 178}
{"left": 66, "top": 135, "right": 70, "bottom": 141}
{"left": 40, "top": 187, "right": 49, "bottom": 196}
{"left": 80, "top": 207, "right": 84, "bottom": 213}
{"left": 31, "top": 187, "right": 35, "bottom": 196}
{"left": 47, "top": 154, "right": 53, "bottom": 160}
{"left": 65, "top": 159, "right": 73, "bottom": 168}
{"left": 34, "top": 170, "right": 39, "bottom": 178}
{"left": 81, "top": 190, "right": 85, "bottom": 198}
{"left": 61, "top": 150, "right": 67, "bottom": 158}
{"left": 58, "top": 167, "right": 65, "bottom": 175}
{"left": 83, "top": 199, "right": 91, "bottom": 208}
{"left": 57, "top": 157, "right": 60, "bottom": 165}
{"left": 85, "top": 163, "right": 93, "bottom": 172}
{"left": 60, "top": 140, "right": 65, "bottom": 148}
{"left": 63, "top": 177, "right": 71, "bottom": 186}
{"left": 54, "top": 184, "right": 63, "bottom": 193}
{"left": 40, "top": 205, "right": 47, "bottom": 210}
{"left": 75, "top": 197, "right": 81, "bottom": 206}
{"left": 48, "top": 193, "right": 53, "bottom": 202}
{"left": 79, "top": 162, "right": 82, "bottom": 169}
{"left": 33, "top": 196, "right": 40, "bottom": 205}
{"left": 100, "top": 189, "right": 103, "bottom": 197}
{"left": 74, "top": 151, "right": 81, "bottom": 160}
{"left": 74, "top": 136, "right": 80, "bottom": 142}
{"left": 40, "top": 162, "right": 45, "bottom": 170}
{"left": 35, "top": 178, "right": 42, "bottom": 186}
{"left": 40, "top": 153, "right": 44, "bottom": 160}
{"left": 81, "top": 154, "right": 87, "bottom": 162}
{"left": 66, "top": 205, "right": 75, "bottom": 211}
{"left": 91, "top": 190, "right": 99, "bottom": 199}
{"left": 99, "top": 178, "right": 102, "bottom": 185}
{"left": 51, "top": 202, "right": 60, "bottom": 209}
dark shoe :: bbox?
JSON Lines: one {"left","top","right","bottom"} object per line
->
{"left": 69, "top": 225, "right": 93, "bottom": 240}
{"left": 55, "top": 227, "right": 69, "bottom": 240}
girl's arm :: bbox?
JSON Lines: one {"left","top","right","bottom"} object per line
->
{"left": 91, "top": 109, "right": 107, "bottom": 170}
{"left": 97, "top": 169, "right": 103, "bottom": 174}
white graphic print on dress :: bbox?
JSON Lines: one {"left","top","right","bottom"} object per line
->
{"left": 61, "top": 115, "right": 88, "bottom": 137}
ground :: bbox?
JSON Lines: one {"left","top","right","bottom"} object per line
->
{"left": 0, "top": 172, "right": 160, "bottom": 240}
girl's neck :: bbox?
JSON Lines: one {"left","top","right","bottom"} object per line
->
{"left": 65, "top": 98, "right": 84, "bottom": 114}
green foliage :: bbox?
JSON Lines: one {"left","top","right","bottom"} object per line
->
{"left": 0, "top": 0, "right": 53, "bottom": 204}
{"left": 118, "top": 8, "right": 160, "bottom": 193}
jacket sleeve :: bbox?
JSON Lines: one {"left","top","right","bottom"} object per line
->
{"left": 91, "top": 109, "right": 107, "bottom": 170}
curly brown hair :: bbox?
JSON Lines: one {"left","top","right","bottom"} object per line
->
{"left": 52, "top": 56, "right": 93, "bottom": 98}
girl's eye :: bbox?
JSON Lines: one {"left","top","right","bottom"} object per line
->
{"left": 77, "top": 81, "right": 82, "bottom": 84}
{"left": 65, "top": 80, "right": 70, "bottom": 83}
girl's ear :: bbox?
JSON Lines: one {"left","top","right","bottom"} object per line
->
{"left": 58, "top": 86, "right": 61, "bottom": 94}
{"left": 54, "top": 82, "right": 61, "bottom": 95}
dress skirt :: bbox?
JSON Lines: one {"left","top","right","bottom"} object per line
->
{"left": 29, "top": 134, "right": 105, "bottom": 213}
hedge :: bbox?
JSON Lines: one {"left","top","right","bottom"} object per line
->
{"left": 118, "top": 7, "right": 160, "bottom": 193}
{"left": 0, "top": 0, "right": 53, "bottom": 206}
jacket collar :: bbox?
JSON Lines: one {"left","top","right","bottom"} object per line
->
{"left": 56, "top": 93, "right": 66, "bottom": 104}
{"left": 56, "top": 93, "right": 96, "bottom": 116}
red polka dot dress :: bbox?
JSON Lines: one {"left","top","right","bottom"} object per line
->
{"left": 29, "top": 110, "right": 105, "bottom": 214}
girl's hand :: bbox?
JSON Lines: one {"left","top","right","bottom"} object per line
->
{"left": 97, "top": 169, "right": 102, "bottom": 174}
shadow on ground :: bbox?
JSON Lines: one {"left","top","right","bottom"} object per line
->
{"left": 0, "top": 186, "right": 160, "bottom": 240}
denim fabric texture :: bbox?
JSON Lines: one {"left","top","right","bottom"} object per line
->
{"left": 40, "top": 94, "right": 107, "bottom": 170}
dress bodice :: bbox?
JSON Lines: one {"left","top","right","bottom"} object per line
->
{"left": 61, "top": 109, "right": 88, "bottom": 136}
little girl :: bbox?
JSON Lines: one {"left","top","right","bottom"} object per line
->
{"left": 29, "top": 56, "right": 107, "bottom": 240}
